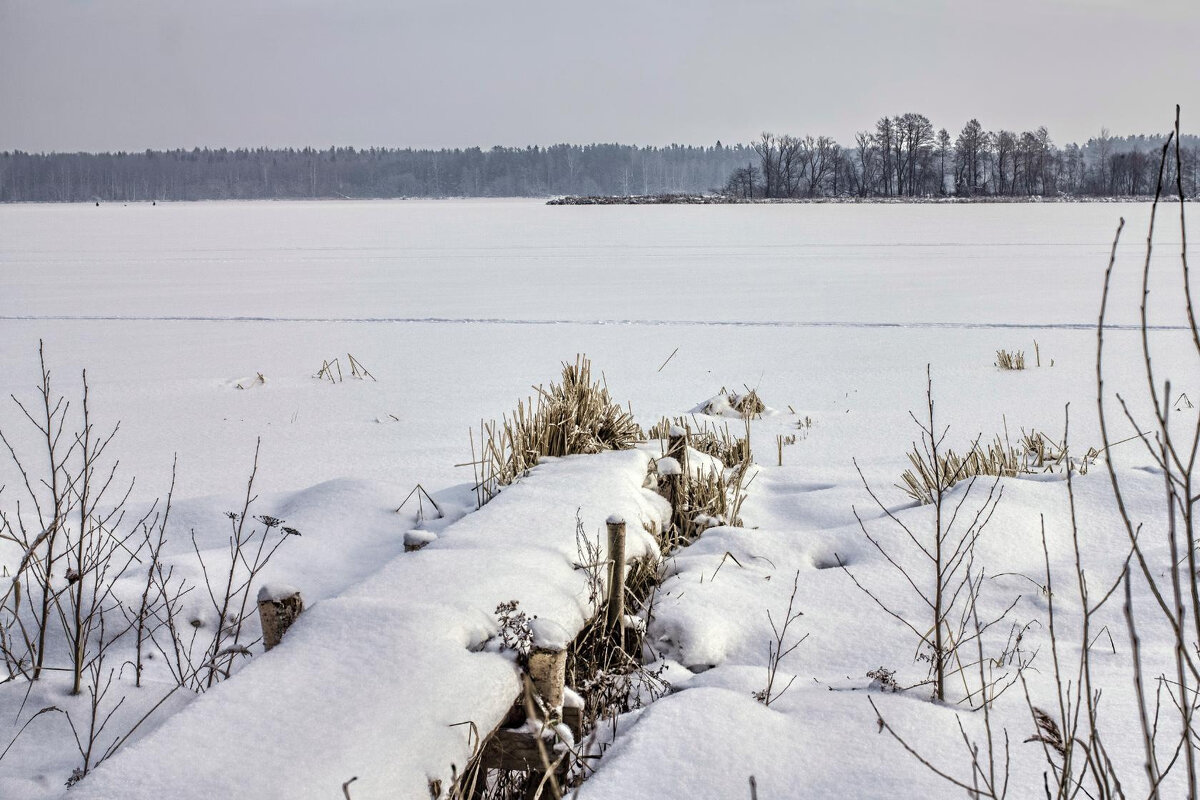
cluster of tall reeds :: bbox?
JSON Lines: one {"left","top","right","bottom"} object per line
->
{"left": 648, "top": 415, "right": 749, "bottom": 466}
{"left": 465, "top": 356, "right": 643, "bottom": 507}
{"left": 898, "top": 429, "right": 1096, "bottom": 504}
{"left": 995, "top": 349, "right": 1026, "bottom": 370}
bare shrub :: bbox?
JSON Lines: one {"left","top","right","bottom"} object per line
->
{"left": 175, "top": 440, "right": 300, "bottom": 691}
{"left": 841, "top": 366, "right": 1017, "bottom": 703}
{"left": 0, "top": 350, "right": 160, "bottom": 690}
{"left": 0, "top": 349, "right": 298, "bottom": 788}
{"left": 315, "top": 353, "right": 376, "bottom": 383}
{"left": 1086, "top": 107, "right": 1200, "bottom": 795}
{"left": 873, "top": 107, "right": 1195, "bottom": 800}
{"left": 753, "top": 571, "right": 807, "bottom": 707}
{"left": 1016, "top": 456, "right": 1127, "bottom": 800}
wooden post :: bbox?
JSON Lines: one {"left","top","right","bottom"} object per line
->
{"left": 527, "top": 645, "right": 567, "bottom": 721}
{"left": 606, "top": 515, "right": 626, "bottom": 650}
{"left": 479, "top": 673, "right": 573, "bottom": 796}
{"left": 480, "top": 728, "right": 559, "bottom": 771}
{"left": 257, "top": 584, "right": 303, "bottom": 651}
{"left": 666, "top": 425, "right": 690, "bottom": 546}
{"left": 666, "top": 425, "right": 689, "bottom": 476}
{"left": 657, "top": 457, "right": 685, "bottom": 546}
{"left": 562, "top": 705, "right": 583, "bottom": 741}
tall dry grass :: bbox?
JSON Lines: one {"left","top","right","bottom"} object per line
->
{"left": 466, "top": 356, "right": 643, "bottom": 506}
{"left": 899, "top": 429, "right": 1096, "bottom": 504}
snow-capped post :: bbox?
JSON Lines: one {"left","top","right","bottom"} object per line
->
{"left": 605, "top": 515, "right": 627, "bottom": 650}
{"left": 666, "top": 424, "right": 689, "bottom": 476}
{"left": 404, "top": 530, "right": 437, "bottom": 552}
{"left": 527, "top": 620, "right": 568, "bottom": 722}
{"left": 656, "top": 456, "right": 684, "bottom": 547}
{"left": 257, "top": 584, "right": 303, "bottom": 651}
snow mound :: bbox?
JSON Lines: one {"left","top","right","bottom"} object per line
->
{"left": 66, "top": 449, "right": 670, "bottom": 800}
{"left": 691, "top": 389, "right": 771, "bottom": 418}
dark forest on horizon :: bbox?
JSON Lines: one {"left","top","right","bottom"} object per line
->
{"left": 3, "top": 114, "right": 1197, "bottom": 203}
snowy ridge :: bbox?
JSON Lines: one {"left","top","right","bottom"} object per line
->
{"left": 64, "top": 450, "right": 670, "bottom": 800}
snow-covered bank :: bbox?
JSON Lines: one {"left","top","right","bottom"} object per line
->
{"left": 53, "top": 451, "right": 666, "bottom": 799}
{"left": 576, "top": 455, "right": 1179, "bottom": 798}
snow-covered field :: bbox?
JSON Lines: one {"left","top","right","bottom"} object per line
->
{"left": 0, "top": 199, "right": 1195, "bottom": 799}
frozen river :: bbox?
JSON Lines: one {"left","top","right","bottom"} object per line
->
{"left": 0, "top": 199, "right": 1186, "bottom": 327}
{"left": 0, "top": 198, "right": 1191, "bottom": 502}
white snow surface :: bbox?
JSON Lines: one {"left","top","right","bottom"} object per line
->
{"left": 65, "top": 451, "right": 668, "bottom": 800}
{"left": 0, "top": 199, "right": 1190, "bottom": 328}
{"left": 256, "top": 582, "right": 301, "bottom": 604}
{"left": 0, "top": 199, "right": 1196, "bottom": 799}
{"left": 655, "top": 457, "right": 682, "bottom": 477}
{"left": 578, "top": 467, "right": 1174, "bottom": 798}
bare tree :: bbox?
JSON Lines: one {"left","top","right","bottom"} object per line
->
{"left": 955, "top": 119, "right": 989, "bottom": 196}
{"left": 802, "top": 135, "right": 838, "bottom": 196}
{"left": 993, "top": 130, "right": 1017, "bottom": 196}
{"left": 936, "top": 128, "right": 952, "bottom": 195}
{"left": 777, "top": 135, "right": 804, "bottom": 197}
{"left": 874, "top": 116, "right": 895, "bottom": 196}
{"left": 752, "top": 133, "right": 779, "bottom": 198}
{"left": 855, "top": 131, "right": 878, "bottom": 197}
{"left": 895, "top": 113, "right": 935, "bottom": 196}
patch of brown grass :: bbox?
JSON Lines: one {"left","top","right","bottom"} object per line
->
{"left": 466, "top": 356, "right": 643, "bottom": 506}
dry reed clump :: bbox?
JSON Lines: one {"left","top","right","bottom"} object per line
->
{"left": 898, "top": 428, "right": 1097, "bottom": 504}
{"left": 647, "top": 415, "right": 749, "bottom": 466}
{"left": 466, "top": 356, "right": 643, "bottom": 506}
{"left": 995, "top": 349, "right": 1026, "bottom": 370}
{"left": 646, "top": 415, "right": 754, "bottom": 539}
{"left": 315, "top": 353, "right": 375, "bottom": 383}
{"left": 731, "top": 389, "right": 765, "bottom": 417}
{"left": 645, "top": 440, "right": 755, "bottom": 542}
{"left": 684, "top": 464, "right": 751, "bottom": 532}
{"left": 695, "top": 386, "right": 767, "bottom": 419}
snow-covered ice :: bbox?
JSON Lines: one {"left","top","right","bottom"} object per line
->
{"left": 0, "top": 198, "right": 1195, "bottom": 798}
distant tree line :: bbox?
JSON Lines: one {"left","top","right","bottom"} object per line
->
{"left": 729, "top": 116, "right": 1200, "bottom": 199}
{"left": 1, "top": 116, "right": 1196, "bottom": 202}
{"left": 0, "top": 143, "right": 752, "bottom": 202}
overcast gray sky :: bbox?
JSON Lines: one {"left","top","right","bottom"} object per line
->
{"left": 1, "top": 0, "right": 1196, "bottom": 153}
